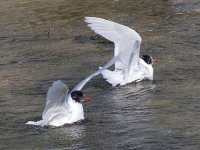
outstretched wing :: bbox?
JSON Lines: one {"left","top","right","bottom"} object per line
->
{"left": 41, "top": 80, "right": 69, "bottom": 126}
{"left": 72, "top": 56, "right": 118, "bottom": 91}
{"left": 85, "top": 17, "right": 142, "bottom": 81}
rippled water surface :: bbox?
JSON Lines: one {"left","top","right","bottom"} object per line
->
{"left": 0, "top": 0, "right": 200, "bottom": 149}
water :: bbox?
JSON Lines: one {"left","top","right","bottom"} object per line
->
{"left": 0, "top": 0, "right": 200, "bottom": 149}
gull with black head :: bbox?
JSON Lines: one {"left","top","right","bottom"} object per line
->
{"left": 85, "top": 17, "right": 158, "bottom": 86}
{"left": 26, "top": 39, "right": 117, "bottom": 127}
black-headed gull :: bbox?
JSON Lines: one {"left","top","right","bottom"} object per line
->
{"left": 85, "top": 17, "right": 158, "bottom": 86}
{"left": 26, "top": 81, "right": 91, "bottom": 127}
{"left": 26, "top": 50, "right": 116, "bottom": 127}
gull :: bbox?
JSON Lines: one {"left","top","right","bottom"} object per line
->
{"left": 85, "top": 17, "right": 158, "bottom": 86}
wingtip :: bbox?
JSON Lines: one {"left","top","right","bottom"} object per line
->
{"left": 84, "top": 16, "right": 90, "bottom": 23}
{"left": 84, "top": 16, "right": 95, "bottom": 23}
{"left": 84, "top": 16, "right": 103, "bottom": 22}
{"left": 84, "top": 16, "right": 93, "bottom": 20}
{"left": 85, "top": 16, "right": 94, "bottom": 19}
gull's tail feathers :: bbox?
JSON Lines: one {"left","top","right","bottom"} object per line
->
{"left": 100, "top": 68, "right": 124, "bottom": 86}
{"left": 26, "top": 120, "right": 43, "bottom": 126}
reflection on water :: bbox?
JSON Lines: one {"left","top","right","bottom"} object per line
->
{"left": 44, "top": 125, "right": 86, "bottom": 149}
{"left": 110, "top": 81, "right": 156, "bottom": 100}
{"left": 0, "top": 0, "right": 200, "bottom": 149}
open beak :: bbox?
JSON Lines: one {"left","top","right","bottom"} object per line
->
{"left": 81, "top": 96, "right": 92, "bottom": 102}
{"left": 152, "top": 59, "right": 159, "bottom": 64}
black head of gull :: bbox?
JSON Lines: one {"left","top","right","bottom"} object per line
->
{"left": 71, "top": 90, "right": 91, "bottom": 103}
{"left": 142, "top": 55, "right": 158, "bottom": 65}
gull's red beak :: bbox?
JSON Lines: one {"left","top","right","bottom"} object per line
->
{"left": 81, "top": 96, "right": 92, "bottom": 102}
{"left": 152, "top": 59, "right": 159, "bottom": 64}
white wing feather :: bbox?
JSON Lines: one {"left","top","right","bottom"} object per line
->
{"left": 85, "top": 17, "right": 142, "bottom": 81}
{"left": 72, "top": 56, "right": 118, "bottom": 91}
{"left": 41, "top": 80, "right": 69, "bottom": 126}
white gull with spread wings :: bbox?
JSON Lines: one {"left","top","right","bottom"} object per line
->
{"left": 26, "top": 51, "right": 117, "bottom": 127}
{"left": 85, "top": 17, "right": 158, "bottom": 86}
